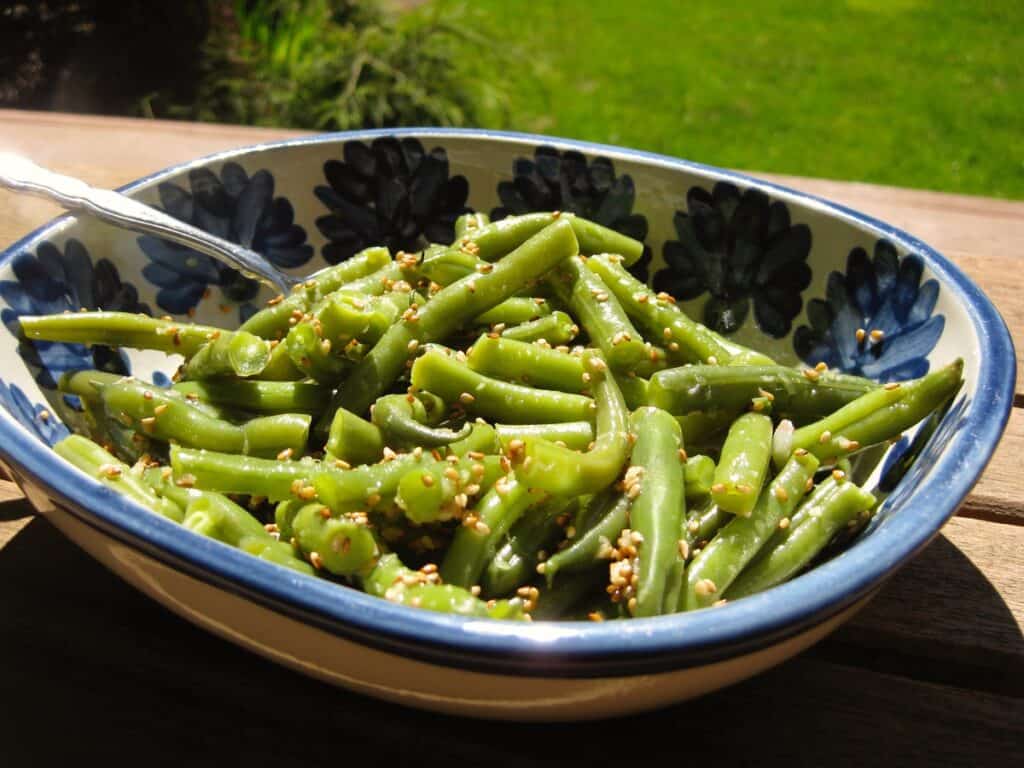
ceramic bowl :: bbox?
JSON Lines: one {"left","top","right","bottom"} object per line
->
{"left": 0, "top": 130, "right": 1014, "bottom": 720}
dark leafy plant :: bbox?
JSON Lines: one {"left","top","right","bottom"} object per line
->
{"left": 159, "top": 0, "right": 512, "bottom": 131}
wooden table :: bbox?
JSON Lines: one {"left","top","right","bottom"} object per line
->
{"left": 0, "top": 110, "right": 1020, "bottom": 765}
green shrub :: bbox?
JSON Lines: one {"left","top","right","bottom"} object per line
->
{"left": 158, "top": 0, "right": 513, "bottom": 130}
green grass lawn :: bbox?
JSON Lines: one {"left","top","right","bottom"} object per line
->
{"left": 462, "top": 0, "right": 1024, "bottom": 199}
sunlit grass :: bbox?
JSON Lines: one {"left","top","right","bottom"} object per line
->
{"left": 463, "top": 0, "right": 1024, "bottom": 199}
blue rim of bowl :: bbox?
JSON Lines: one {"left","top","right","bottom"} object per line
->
{"left": 0, "top": 128, "right": 1015, "bottom": 678}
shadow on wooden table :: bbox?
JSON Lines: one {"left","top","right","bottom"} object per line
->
{"left": 1, "top": 513, "right": 1020, "bottom": 767}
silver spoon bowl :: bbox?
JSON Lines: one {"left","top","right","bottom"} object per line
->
{"left": 0, "top": 152, "right": 298, "bottom": 295}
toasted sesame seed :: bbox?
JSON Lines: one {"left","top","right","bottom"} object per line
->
{"left": 774, "top": 485, "right": 789, "bottom": 502}
{"left": 153, "top": 403, "right": 169, "bottom": 416}
{"left": 367, "top": 493, "right": 382, "bottom": 507}
{"left": 459, "top": 392, "right": 475, "bottom": 404}
{"left": 309, "top": 552, "right": 324, "bottom": 570}
{"left": 333, "top": 458, "right": 351, "bottom": 470}
{"left": 803, "top": 368, "right": 820, "bottom": 382}
{"left": 277, "top": 447, "right": 294, "bottom": 461}
{"left": 706, "top": 355, "right": 719, "bottom": 365}
{"left": 421, "top": 473, "right": 435, "bottom": 488}
{"left": 884, "top": 382, "right": 901, "bottom": 390}
{"left": 856, "top": 328, "right": 867, "bottom": 343}
{"left": 819, "top": 430, "right": 833, "bottom": 444}
{"left": 143, "top": 390, "right": 154, "bottom": 400}
{"left": 175, "top": 473, "right": 196, "bottom": 488}
{"left": 832, "top": 469, "right": 847, "bottom": 482}
{"left": 870, "top": 329, "right": 885, "bottom": 342}
{"left": 711, "top": 483, "right": 726, "bottom": 494}
{"left": 694, "top": 578, "right": 717, "bottom": 597}
{"left": 815, "top": 361, "right": 828, "bottom": 372}
{"left": 779, "top": 517, "right": 791, "bottom": 530}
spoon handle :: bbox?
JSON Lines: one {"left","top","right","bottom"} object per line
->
{"left": 0, "top": 153, "right": 294, "bottom": 294}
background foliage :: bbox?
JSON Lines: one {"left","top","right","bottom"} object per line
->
{"left": 1, "top": 0, "right": 1021, "bottom": 200}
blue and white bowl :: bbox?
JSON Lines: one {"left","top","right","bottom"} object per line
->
{"left": 0, "top": 130, "right": 1014, "bottom": 720}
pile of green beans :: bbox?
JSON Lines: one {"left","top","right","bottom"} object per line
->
{"left": 21, "top": 210, "right": 964, "bottom": 622}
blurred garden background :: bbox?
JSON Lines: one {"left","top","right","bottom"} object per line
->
{"left": 2, "top": 0, "right": 1021, "bottom": 199}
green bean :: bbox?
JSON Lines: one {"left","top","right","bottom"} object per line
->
{"left": 473, "top": 297, "right": 552, "bottom": 327}
{"left": 335, "top": 264, "right": 412, "bottom": 297}
{"left": 361, "top": 553, "right": 526, "bottom": 619}
{"left": 317, "top": 324, "right": 418, "bottom": 434}
{"left": 514, "top": 352, "right": 629, "bottom": 496}
{"left": 776, "top": 358, "right": 964, "bottom": 468}
{"left": 495, "top": 421, "right": 594, "bottom": 452}
{"left": 454, "top": 212, "right": 491, "bottom": 240}
{"left": 324, "top": 407, "right": 384, "bottom": 466}
{"left": 171, "top": 446, "right": 323, "bottom": 501}
{"left": 686, "top": 498, "right": 730, "bottom": 550}
{"left": 614, "top": 374, "right": 649, "bottom": 410}
{"left": 416, "top": 218, "right": 578, "bottom": 342}
{"left": 684, "top": 454, "right": 717, "bottom": 500}
{"left": 417, "top": 244, "right": 476, "bottom": 286}
{"left": 482, "top": 498, "right": 576, "bottom": 597}
{"left": 60, "top": 370, "right": 232, "bottom": 425}
{"left": 371, "top": 394, "right": 471, "bottom": 448}
{"left": 20, "top": 311, "right": 224, "bottom": 358}
{"left": 182, "top": 330, "right": 272, "bottom": 379}
{"left": 456, "top": 212, "right": 559, "bottom": 261}
{"left": 290, "top": 502, "right": 380, "bottom": 576}
{"left": 238, "top": 246, "right": 391, "bottom": 338}
{"left": 323, "top": 218, "right": 580, "bottom": 422}
{"left": 500, "top": 311, "right": 578, "bottom": 345}
{"left": 648, "top": 365, "right": 879, "bottom": 421}
{"left": 444, "top": 421, "right": 501, "bottom": 456}
{"left": 176, "top": 491, "right": 313, "bottom": 573}
{"left": 725, "top": 478, "right": 877, "bottom": 599}
{"left": 100, "top": 377, "right": 310, "bottom": 458}
{"left": 683, "top": 450, "right": 820, "bottom": 610}
{"left": 411, "top": 346, "right": 595, "bottom": 424}
{"left": 468, "top": 334, "right": 585, "bottom": 392}
{"left": 440, "top": 476, "right": 543, "bottom": 588}
{"left": 258, "top": 341, "right": 305, "bottom": 381}
{"left": 626, "top": 407, "right": 686, "bottom": 616}
{"left": 459, "top": 211, "right": 642, "bottom": 266}
{"left": 394, "top": 455, "right": 503, "bottom": 524}
{"left": 172, "top": 379, "right": 330, "bottom": 415}
{"left": 711, "top": 413, "right": 773, "bottom": 517}
{"left": 549, "top": 255, "right": 646, "bottom": 370}
{"left": 541, "top": 490, "right": 631, "bottom": 583}
{"left": 54, "top": 435, "right": 184, "bottom": 522}
{"left": 274, "top": 498, "right": 304, "bottom": 541}
{"left": 586, "top": 254, "right": 773, "bottom": 365}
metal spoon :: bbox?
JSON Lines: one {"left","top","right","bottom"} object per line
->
{"left": 0, "top": 152, "right": 298, "bottom": 295}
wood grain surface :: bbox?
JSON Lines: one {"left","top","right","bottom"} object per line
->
{"left": 0, "top": 110, "right": 1020, "bottom": 766}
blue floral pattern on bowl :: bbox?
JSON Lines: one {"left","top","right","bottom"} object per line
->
{"left": 793, "top": 240, "right": 944, "bottom": 381}
{"left": 315, "top": 137, "right": 471, "bottom": 264}
{"left": 139, "top": 162, "right": 313, "bottom": 317}
{"left": 0, "top": 239, "right": 149, "bottom": 389}
{"left": 0, "top": 379, "right": 69, "bottom": 446}
{"left": 655, "top": 182, "right": 812, "bottom": 338}
{"left": 490, "top": 145, "right": 652, "bottom": 280}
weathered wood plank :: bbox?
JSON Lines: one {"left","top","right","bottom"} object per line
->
{"left": 835, "top": 516, "right": 1023, "bottom": 690}
{"left": 0, "top": 514, "right": 1019, "bottom": 765}
{"left": 959, "top": 406, "right": 1024, "bottom": 523}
